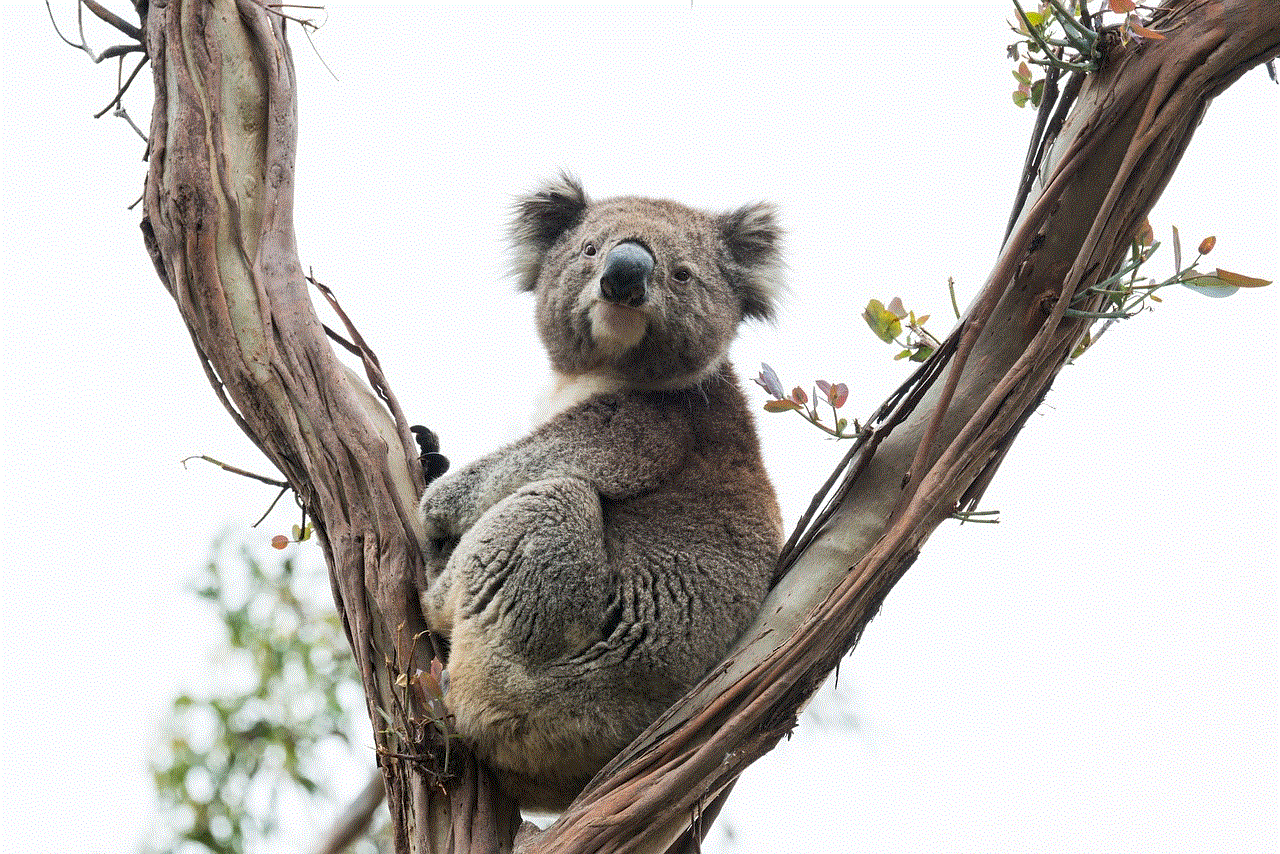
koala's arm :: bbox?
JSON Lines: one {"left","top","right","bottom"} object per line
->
{"left": 421, "top": 394, "right": 691, "bottom": 539}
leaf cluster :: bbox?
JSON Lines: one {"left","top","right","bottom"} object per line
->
{"left": 862, "top": 296, "right": 941, "bottom": 363}
{"left": 754, "top": 363, "right": 860, "bottom": 439}
{"left": 1071, "top": 225, "right": 1271, "bottom": 358}
{"left": 1008, "top": 1, "right": 1168, "bottom": 108}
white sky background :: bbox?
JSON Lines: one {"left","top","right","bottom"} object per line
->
{"left": 1, "top": 2, "right": 1276, "bottom": 852}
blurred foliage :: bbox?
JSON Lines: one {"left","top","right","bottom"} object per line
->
{"left": 143, "top": 540, "right": 387, "bottom": 854}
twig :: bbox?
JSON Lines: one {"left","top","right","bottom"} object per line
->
{"left": 94, "top": 54, "right": 148, "bottom": 118}
{"left": 115, "top": 106, "right": 148, "bottom": 143}
{"left": 180, "top": 454, "right": 289, "bottom": 488}
{"left": 1005, "top": 61, "right": 1062, "bottom": 241}
{"left": 252, "top": 486, "right": 291, "bottom": 528}
{"left": 308, "top": 272, "right": 424, "bottom": 497}
{"left": 46, "top": 0, "right": 145, "bottom": 64}
{"left": 82, "top": 0, "right": 141, "bottom": 40}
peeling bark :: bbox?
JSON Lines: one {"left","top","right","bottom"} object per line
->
{"left": 139, "top": 1, "right": 517, "bottom": 850}
{"left": 131, "top": 1, "right": 1278, "bottom": 853}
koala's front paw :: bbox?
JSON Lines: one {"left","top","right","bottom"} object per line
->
{"left": 419, "top": 469, "right": 482, "bottom": 571}
{"left": 410, "top": 425, "right": 451, "bottom": 486}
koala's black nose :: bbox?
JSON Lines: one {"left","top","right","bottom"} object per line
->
{"left": 599, "top": 241, "right": 654, "bottom": 307}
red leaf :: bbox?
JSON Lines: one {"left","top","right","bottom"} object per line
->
{"left": 1135, "top": 218, "right": 1154, "bottom": 246}
{"left": 1214, "top": 268, "right": 1271, "bottom": 288}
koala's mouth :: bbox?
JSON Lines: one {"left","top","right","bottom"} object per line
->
{"left": 588, "top": 300, "right": 648, "bottom": 357}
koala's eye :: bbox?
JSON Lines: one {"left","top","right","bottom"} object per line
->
{"left": 582, "top": 241, "right": 597, "bottom": 257}
{"left": 673, "top": 265, "right": 693, "bottom": 282}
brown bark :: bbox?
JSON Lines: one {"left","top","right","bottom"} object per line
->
{"left": 130, "top": 1, "right": 1278, "bottom": 853}
{"left": 138, "top": 0, "right": 516, "bottom": 850}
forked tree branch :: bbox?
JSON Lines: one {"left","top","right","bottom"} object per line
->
{"left": 119, "top": 1, "right": 1278, "bottom": 853}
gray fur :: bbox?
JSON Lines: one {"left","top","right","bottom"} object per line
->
{"left": 419, "top": 177, "right": 783, "bottom": 811}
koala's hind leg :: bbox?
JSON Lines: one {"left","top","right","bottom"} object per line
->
{"left": 425, "top": 477, "right": 619, "bottom": 805}
{"left": 423, "top": 475, "right": 612, "bottom": 665}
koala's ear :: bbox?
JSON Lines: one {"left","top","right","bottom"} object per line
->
{"left": 510, "top": 174, "right": 590, "bottom": 291}
{"left": 720, "top": 202, "right": 784, "bottom": 321}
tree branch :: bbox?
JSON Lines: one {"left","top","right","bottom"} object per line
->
{"left": 530, "top": 4, "right": 1280, "bottom": 852}
{"left": 137, "top": 1, "right": 514, "bottom": 850}
{"left": 313, "top": 771, "right": 386, "bottom": 854}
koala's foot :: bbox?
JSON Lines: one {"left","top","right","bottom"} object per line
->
{"left": 410, "top": 425, "right": 450, "bottom": 485}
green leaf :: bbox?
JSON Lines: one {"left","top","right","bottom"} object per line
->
{"left": 1030, "top": 78, "right": 1045, "bottom": 107}
{"left": 863, "top": 299, "right": 903, "bottom": 343}
{"left": 1181, "top": 276, "right": 1238, "bottom": 298}
{"left": 1072, "top": 330, "right": 1093, "bottom": 359}
{"left": 909, "top": 345, "right": 935, "bottom": 362}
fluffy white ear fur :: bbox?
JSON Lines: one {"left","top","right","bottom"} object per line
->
{"left": 509, "top": 173, "right": 589, "bottom": 292}
{"left": 720, "top": 201, "right": 784, "bottom": 321}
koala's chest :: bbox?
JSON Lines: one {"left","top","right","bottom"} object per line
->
{"left": 533, "top": 371, "right": 629, "bottom": 426}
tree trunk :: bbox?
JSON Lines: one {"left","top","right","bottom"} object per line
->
{"left": 132, "top": 1, "right": 1278, "bottom": 852}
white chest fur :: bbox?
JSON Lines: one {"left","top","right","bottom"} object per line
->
{"left": 534, "top": 371, "right": 627, "bottom": 425}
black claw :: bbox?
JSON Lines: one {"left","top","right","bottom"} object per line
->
{"left": 422, "top": 452, "right": 450, "bottom": 483}
{"left": 411, "top": 425, "right": 440, "bottom": 455}
{"left": 411, "top": 425, "right": 450, "bottom": 485}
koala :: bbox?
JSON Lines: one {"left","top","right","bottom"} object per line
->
{"left": 418, "top": 175, "right": 783, "bottom": 811}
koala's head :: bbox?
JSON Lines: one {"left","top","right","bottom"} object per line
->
{"left": 511, "top": 175, "right": 782, "bottom": 389}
